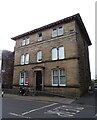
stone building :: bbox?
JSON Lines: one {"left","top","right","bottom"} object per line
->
{"left": 0, "top": 50, "right": 14, "bottom": 88}
{"left": 11, "top": 13, "right": 91, "bottom": 97}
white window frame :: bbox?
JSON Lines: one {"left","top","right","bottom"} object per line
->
{"left": 58, "top": 27, "right": 63, "bottom": 36}
{"left": 22, "top": 39, "right": 26, "bottom": 46}
{"left": 58, "top": 46, "right": 65, "bottom": 59}
{"left": 38, "top": 33, "right": 42, "bottom": 41}
{"left": 59, "top": 69, "right": 66, "bottom": 86}
{"left": 24, "top": 72, "right": 29, "bottom": 85}
{"left": 19, "top": 72, "right": 29, "bottom": 85}
{"left": 52, "top": 29, "right": 57, "bottom": 38}
{"left": 26, "top": 37, "right": 30, "bottom": 45}
{"left": 21, "top": 55, "right": 25, "bottom": 65}
{"left": 52, "top": 70, "right": 58, "bottom": 86}
{"left": 52, "top": 48, "right": 58, "bottom": 60}
{"left": 22, "top": 37, "right": 30, "bottom": 46}
{"left": 52, "top": 27, "right": 63, "bottom": 38}
{"left": 25, "top": 54, "right": 29, "bottom": 64}
{"left": 37, "top": 51, "right": 42, "bottom": 62}
{"left": 19, "top": 72, "right": 24, "bottom": 85}
{"left": 52, "top": 69, "right": 66, "bottom": 86}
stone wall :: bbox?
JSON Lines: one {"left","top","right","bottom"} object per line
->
{"left": 2, "top": 50, "right": 14, "bottom": 88}
{"left": 12, "top": 20, "right": 91, "bottom": 97}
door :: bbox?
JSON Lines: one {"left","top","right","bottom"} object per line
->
{"left": 36, "top": 71, "right": 42, "bottom": 91}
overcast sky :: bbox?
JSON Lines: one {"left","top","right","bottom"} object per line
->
{"left": 0, "top": 0, "right": 95, "bottom": 79}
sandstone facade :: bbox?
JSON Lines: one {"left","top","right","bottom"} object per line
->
{"left": 12, "top": 14, "right": 91, "bottom": 97}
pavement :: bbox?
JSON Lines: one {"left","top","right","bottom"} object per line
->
{"left": 3, "top": 91, "right": 96, "bottom": 106}
{"left": 72, "top": 91, "right": 95, "bottom": 106}
{"left": 4, "top": 93, "right": 75, "bottom": 104}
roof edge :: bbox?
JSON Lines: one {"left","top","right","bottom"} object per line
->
{"left": 11, "top": 13, "right": 92, "bottom": 46}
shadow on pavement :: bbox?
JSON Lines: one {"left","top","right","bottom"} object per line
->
{"left": 72, "top": 92, "right": 95, "bottom": 106}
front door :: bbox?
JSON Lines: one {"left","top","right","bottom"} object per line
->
{"left": 36, "top": 71, "right": 42, "bottom": 91}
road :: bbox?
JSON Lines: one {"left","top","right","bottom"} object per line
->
{"left": 2, "top": 94, "right": 96, "bottom": 119}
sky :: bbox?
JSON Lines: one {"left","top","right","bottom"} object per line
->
{"left": 0, "top": 0, "right": 95, "bottom": 79}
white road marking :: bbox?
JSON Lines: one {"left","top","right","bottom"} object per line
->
{"left": 45, "top": 105, "right": 84, "bottom": 117}
{"left": 22, "top": 103, "right": 58, "bottom": 115}
{"left": 9, "top": 112, "right": 31, "bottom": 118}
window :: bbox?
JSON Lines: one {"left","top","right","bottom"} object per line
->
{"left": 59, "top": 69, "right": 66, "bottom": 86}
{"left": 24, "top": 72, "right": 28, "bottom": 85}
{"left": 38, "top": 33, "right": 42, "bottom": 41}
{"left": 26, "top": 38, "right": 30, "bottom": 45}
{"left": 22, "top": 37, "right": 30, "bottom": 46}
{"left": 37, "top": 51, "right": 42, "bottom": 62}
{"left": 58, "top": 27, "right": 63, "bottom": 36}
{"left": 21, "top": 55, "right": 25, "bottom": 65}
{"left": 52, "top": 47, "right": 65, "bottom": 60}
{"left": 20, "top": 72, "right": 24, "bottom": 85}
{"left": 20, "top": 72, "right": 28, "bottom": 85}
{"left": 52, "top": 70, "right": 58, "bottom": 86}
{"left": 52, "top": 69, "right": 66, "bottom": 86}
{"left": 59, "top": 47, "right": 64, "bottom": 59}
{"left": 21, "top": 54, "right": 29, "bottom": 65}
{"left": 22, "top": 39, "right": 26, "bottom": 46}
{"left": 52, "top": 48, "right": 57, "bottom": 60}
{"left": 25, "top": 54, "right": 29, "bottom": 64}
{"left": 52, "top": 27, "right": 63, "bottom": 38}
{"left": 52, "top": 29, "right": 57, "bottom": 38}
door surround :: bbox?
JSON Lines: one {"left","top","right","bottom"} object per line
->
{"left": 32, "top": 66, "right": 45, "bottom": 91}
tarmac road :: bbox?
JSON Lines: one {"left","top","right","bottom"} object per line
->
{"left": 2, "top": 92, "right": 96, "bottom": 119}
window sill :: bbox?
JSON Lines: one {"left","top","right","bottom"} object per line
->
{"left": 52, "top": 34, "right": 63, "bottom": 39}
{"left": 45, "top": 85, "right": 67, "bottom": 87}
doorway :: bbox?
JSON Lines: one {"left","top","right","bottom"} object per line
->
{"left": 36, "top": 71, "right": 42, "bottom": 91}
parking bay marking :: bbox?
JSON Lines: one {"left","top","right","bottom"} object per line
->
{"left": 9, "top": 112, "right": 31, "bottom": 118}
{"left": 22, "top": 103, "right": 58, "bottom": 115}
{"left": 9, "top": 103, "right": 58, "bottom": 118}
{"left": 45, "top": 105, "right": 84, "bottom": 117}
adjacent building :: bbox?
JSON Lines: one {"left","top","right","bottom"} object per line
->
{"left": 11, "top": 13, "right": 91, "bottom": 97}
{"left": 0, "top": 50, "right": 14, "bottom": 89}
